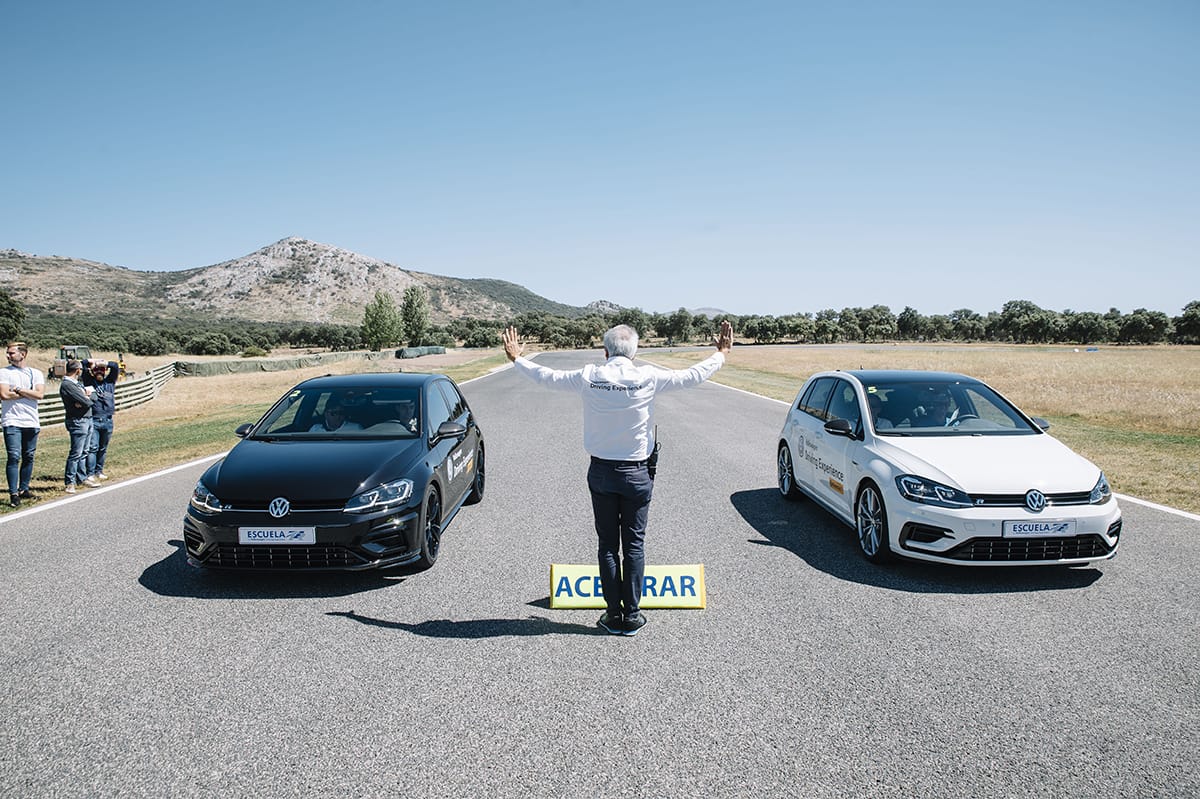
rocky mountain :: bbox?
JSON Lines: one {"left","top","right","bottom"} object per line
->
{"left": 0, "top": 237, "right": 597, "bottom": 325}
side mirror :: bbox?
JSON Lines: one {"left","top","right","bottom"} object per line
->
{"left": 1031, "top": 417, "right": 1051, "bottom": 431}
{"left": 824, "top": 418, "right": 854, "bottom": 437}
{"left": 432, "top": 421, "right": 467, "bottom": 444}
{"left": 235, "top": 423, "right": 254, "bottom": 438}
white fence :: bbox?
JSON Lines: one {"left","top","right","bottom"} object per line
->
{"left": 37, "top": 363, "right": 177, "bottom": 426}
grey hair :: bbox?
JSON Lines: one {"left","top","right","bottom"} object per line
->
{"left": 603, "top": 324, "right": 638, "bottom": 359}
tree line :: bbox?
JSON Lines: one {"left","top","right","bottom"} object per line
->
{"left": 505, "top": 301, "right": 1200, "bottom": 347}
{"left": 1, "top": 287, "right": 1196, "bottom": 356}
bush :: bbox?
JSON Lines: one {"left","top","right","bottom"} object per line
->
{"left": 126, "top": 330, "right": 170, "bottom": 356}
{"left": 463, "top": 328, "right": 500, "bottom": 348}
{"left": 184, "top": 333, "right": 236, "bottom": 356}
{"left": 241, "top": 346, "right": 269, "bottom": 358}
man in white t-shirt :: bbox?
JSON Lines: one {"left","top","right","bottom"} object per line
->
{"left": 0, "top": 342, "right": 46, "bottom": 507}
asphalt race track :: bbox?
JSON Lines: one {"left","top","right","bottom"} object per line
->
{"left": 2, "top": 351, "right": 1198, "bottom": 798}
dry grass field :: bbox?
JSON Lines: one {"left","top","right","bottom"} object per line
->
{"left": 649, "top": 343, "right": 1200, "bottom": 514}
{"left": 6, "top": 343, "right": 1197, "bottom": 515}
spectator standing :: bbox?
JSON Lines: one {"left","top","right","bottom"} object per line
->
{"left": 83, "top": 359, "right": 119, "bottom": 480}
{"left": 0, "top": 342, "right": 45, "bottom": 507}
{"left": 58, "top": 360, "right": 98, "bottom": 494}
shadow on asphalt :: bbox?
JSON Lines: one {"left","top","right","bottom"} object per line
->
{"left": 731, "top": 488, "right": 1104, "bottom": 594}
{"left": 139, "top": 539, "right": 409, "bottom": 599}
{"left": 326, "top": 609, "right": 602, "bottom": 637}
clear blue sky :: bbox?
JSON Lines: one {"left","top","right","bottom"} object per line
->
{"left": 2, "top": 1, "right": 1196, "bottom": 317}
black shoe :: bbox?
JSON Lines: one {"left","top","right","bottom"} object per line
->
{"left": 597, "top": 613, "right": 624, "bottom": 635}
{"left": 622, "top": 612, "right": 647, "bottom": 636}
{"left": 8, "top": 494, "right": 19, "bottom": 508}
{"left": 18, "top": 489, "right": 33, "bottom": 499}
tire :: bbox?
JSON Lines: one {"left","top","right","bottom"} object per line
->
{"left": 855, "top": 481, "right": 892, "bottom": 563}
{"left": 464, "top": 443, "right": 485, "bottom": 505}
{"left": 777, "top": 444, "right": 803, "bottom": 501}
{"left": 417, "top": 484, "right": 443, "bottom": 570}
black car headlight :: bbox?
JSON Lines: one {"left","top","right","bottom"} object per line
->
{"left": 1090, "top": 472, "right": 1113, "bottom": 504}
{"left": 190, "top": 480, "right": 225, "bottom": 513}
{"left": 896, "top": 475, "right": 973, "bottom": 509}
{"left": 344, "top": 479, "right": 415, "bottom": 514}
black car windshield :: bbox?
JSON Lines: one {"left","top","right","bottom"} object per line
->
{"left": 250, "top": 386, "right": 422, "bottom": 439}
{"left": 866, "top": 380, "right": 1038, "bottom": 436}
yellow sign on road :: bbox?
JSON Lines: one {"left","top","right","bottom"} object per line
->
{"left": 549, "top": 563, "right": 706, "bottom": 609}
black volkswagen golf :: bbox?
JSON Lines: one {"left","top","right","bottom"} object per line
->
{"left": 184, "top": 372, "right": 484, "bottom": 571}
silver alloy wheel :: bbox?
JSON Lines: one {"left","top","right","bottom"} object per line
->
{"left": 855, "top": 484, "right": 888, "bottom": 561}
{"left": 778, "top": 445, "right": 801, "bottom": 500}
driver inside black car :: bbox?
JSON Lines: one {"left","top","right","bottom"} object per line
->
{"left": 309, "top": 401, "right": 363, "bottom": 432}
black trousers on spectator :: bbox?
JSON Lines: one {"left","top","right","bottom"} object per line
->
{"left": 587, "top": 457, "right": 654, "bottom": 617}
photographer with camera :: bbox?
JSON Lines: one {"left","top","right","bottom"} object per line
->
{"left": 503, "top": 320, "right": 733, "bottom": 636}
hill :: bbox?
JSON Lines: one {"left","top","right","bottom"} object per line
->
{"left": 0, "top": 237, "right": 595, "bottom": 325}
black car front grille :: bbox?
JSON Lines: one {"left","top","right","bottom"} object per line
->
{"left": 225, "top": 501, "right": 343, "bottom": 513}
{"left": 947, "top": 535, "right": 1114, "bottom": 562}
{"left": 200, "top": 544, "right": 369, "bottom": 569}
{"left": 970, "top": 491, "right": 1093, "bottom": 508}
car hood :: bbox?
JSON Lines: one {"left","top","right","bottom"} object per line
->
{"left": 873, "top": 433, "right": 1101, "bottom": 493}
{"left": 204, "top": 438, "right": 426, "bottom": 504}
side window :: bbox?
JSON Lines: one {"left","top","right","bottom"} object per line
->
{"left": 436, "top": 380, "right": 466, "bottom": 422}
{"left": 827, "top": 380, "right": 862, "bottom": 430}
{"left": 801, "top": 378, "right": 836, "bottom": 421}
{"left": 795, "top": 382, "right": 815, "bottom": 412}
{"left": 426, "top": 381, "right": 453, "bottom": 436}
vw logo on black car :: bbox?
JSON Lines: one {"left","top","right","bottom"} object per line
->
{"left": 269, "top": 497, "right": 291, "bottom": 518}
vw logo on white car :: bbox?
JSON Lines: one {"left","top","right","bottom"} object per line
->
{"left": 1024, "top": 490, "right": 1047, "bottom": 513}
{"left": 268, "top": 497, "right": 291, "bottom": 518}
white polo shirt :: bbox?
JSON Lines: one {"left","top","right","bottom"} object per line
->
{"left": 512, "top": 352, "right": 725, "bottom": 461}
{"left": 0, "top": 365, "right": 44, "bottom": 429}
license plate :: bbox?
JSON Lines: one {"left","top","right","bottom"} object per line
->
{"left": 1003, "top": 519, "right": 1077, "bottom": 537}
{"left": 239, "top": 527, "right": 316, "bottom": 545}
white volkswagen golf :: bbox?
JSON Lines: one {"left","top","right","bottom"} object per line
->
{"left": 777, "top": 370, "right": 1122, "bottom": 565}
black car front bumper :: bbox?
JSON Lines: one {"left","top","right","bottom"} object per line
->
{"left": 183, "top": 504, "right": 423, "bottom": 571}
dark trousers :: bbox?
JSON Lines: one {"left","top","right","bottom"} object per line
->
{"left": 4, "top": 425, "right": 39, "bottom": 495}
{"left": 588, "top": 458, "right": 653, "bottom": 617}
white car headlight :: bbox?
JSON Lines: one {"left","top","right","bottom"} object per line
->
{"left": 344, "top": 479, "right": 414, "bottom": 514}
{"left": 190, "top": 480, "right": 225, "bottom": 513}
{"left": 896, "top": 475, "right": 973, "bottom": 509}
{"left": 1090, "top": 472, "right": 1113, "bottom": 504}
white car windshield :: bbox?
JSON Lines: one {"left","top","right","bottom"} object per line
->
{"left": 866, "top": 381, "right": 1038, "bottom": 436}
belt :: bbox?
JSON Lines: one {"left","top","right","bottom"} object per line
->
{"left": 590, "top": 456, "right": 647, "bottom": 467}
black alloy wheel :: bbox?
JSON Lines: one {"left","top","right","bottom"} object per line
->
{"left": 418, "top": 485, "right": 443, "bottom": 569}
{"left": 464, "top": 444, "right": 485, "bottom": 505}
